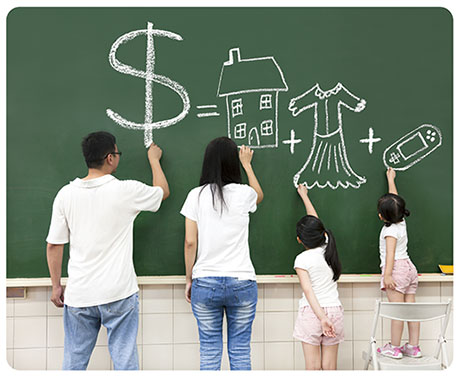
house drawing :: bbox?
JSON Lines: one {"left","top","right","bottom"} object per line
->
{"left": 216, "top": 48, "right": 288, "bottom": 148}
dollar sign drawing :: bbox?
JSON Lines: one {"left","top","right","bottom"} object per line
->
{"left": 106, "top": 22, "right": 191, "bottom": 147}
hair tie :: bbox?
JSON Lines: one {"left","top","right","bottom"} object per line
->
{"left": 324, "top": 229, "right": 329, "bottom": 244}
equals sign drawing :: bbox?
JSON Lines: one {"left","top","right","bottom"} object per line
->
{"left": 196, "top": 104, "right": 220, "bottom": 118}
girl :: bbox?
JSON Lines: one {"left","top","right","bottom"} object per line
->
{"left": 180, "top": 137, "right": 263, "bottom": 370}
{"left": 377, "top": 168, "right": 421, "bottom": 359}
{"left": 293, "top": 184, "right": 344, "bottom": 370}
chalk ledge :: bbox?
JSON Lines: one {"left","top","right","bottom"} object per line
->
{"left": 6, "top": 273, "right": 453, "bottom": 287}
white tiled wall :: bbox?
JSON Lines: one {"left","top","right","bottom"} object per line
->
{"left": 5, "top": 282, "right": 453, "bottom": 370}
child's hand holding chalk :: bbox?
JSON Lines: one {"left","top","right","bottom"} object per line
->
{"left": 297, "top": 183, "right": 308, "bottom": 198}
{"left": 386, "top": 167, "right": 396, "bottom": 181}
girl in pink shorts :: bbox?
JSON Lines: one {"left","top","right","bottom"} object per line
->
{"left": 293, "top": 185, "right": 344, "bottom": 370}
{"left": 376, "top": 168, "right": 421, "bottom": 359}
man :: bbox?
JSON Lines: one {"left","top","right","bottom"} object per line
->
{"left": 46, "top": 131, "right": 169, "bottom": 370}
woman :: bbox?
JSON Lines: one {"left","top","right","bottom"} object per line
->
{"left": 180, "top": 137, "right": 263, "bottom": 370}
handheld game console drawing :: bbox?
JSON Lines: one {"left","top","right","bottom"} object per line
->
{"left": 383, "top": 124, "right": 442, "bottom": 171}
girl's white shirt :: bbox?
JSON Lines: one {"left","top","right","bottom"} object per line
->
{"left": 379, "top": 219, "right": 409, "bottom": 268}
{"left": 180, "top": 183, "right": 258, "bottom": 280}
{"left": 294, "top": 246, "right": 342, "bottom": 308}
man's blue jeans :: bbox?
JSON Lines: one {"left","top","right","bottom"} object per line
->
{"left": 191, "top": 277, "right": 258, "bottom": 370}
{"left": 62, "top": 292, "right": 139, "bottom": 370}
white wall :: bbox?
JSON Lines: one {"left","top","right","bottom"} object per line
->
{"left": 5, "top": 282, "right": 453, "bottom": 370}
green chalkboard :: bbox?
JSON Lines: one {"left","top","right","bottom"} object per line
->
{"left": 7, "top": 7, "right": 453, "bottom": 278}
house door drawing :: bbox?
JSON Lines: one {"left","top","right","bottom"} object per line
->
{"left": 248, "top": 127, "right": 260, "bottom": 147}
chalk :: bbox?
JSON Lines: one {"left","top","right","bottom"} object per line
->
{"left": 359, "top": 274, "right": 372, "bottom": 277}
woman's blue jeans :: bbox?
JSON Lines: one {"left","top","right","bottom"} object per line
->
{"left": 191, "top": 277, "right": 258, "bottom": 370}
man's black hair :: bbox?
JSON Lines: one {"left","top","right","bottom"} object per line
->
{"left": 81, "top": 131, "right": 116, "bottom": 168}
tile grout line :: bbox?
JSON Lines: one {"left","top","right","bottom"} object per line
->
{"left": 351, "top": 283, "right": 354, "bottom": 370}
{"left": 46, "top": 287, "right": 49, "bottom": 370}
{"left": 12, "top": 295, "right": 15, "bottom": 369}
{"left": 172, "top": 284, "right": 175, "bottom": 370}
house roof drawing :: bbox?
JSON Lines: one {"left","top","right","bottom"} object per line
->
{"left": 217, "top": 48, "right": 288, "bottom": 97}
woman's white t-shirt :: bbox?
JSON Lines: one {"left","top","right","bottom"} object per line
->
{"left": 180, "top": 183, "right": 257, "bottom": 280}
{"left": 294, "top": 246, "right": 341, "bottom": 308}
{"left": 379, "top": 219, "right": 409, "bottom": 267}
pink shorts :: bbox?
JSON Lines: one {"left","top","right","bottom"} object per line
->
{"left": 381, "top": 258, "right": 418, "bottom": 294}
{"left": 293, "top": 305, "right": 344, "bottom": 346}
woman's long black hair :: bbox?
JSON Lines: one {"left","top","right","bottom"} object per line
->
{"left": 199, "top": 137, "right": 242, "bottom": 212}
{"left": 296, "top": 215, "right": 342, "bottom": 282}
{"left": 377, "top": 193, "right": 410, "bottom": 227}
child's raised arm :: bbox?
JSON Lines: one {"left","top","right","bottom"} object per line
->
{"left": 386, "top": 168, "right": 398, "bottom": 195}
{"left": 297, "top": 184, "right": 318, "bottom": 218}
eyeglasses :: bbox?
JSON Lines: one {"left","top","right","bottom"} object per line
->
{"left": 104, "top": 151, "right": 122, "bottom": 159}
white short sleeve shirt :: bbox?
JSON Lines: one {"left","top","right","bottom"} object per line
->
{"left": 180, "top": 183, "right": 257, "bottom": 280}
{"left": 379, "top": 219, "right": 409, "bottom": 267}
{"left": 294, "top": 247, "right": 341, "bottom": 308}
{"left": 46, "top": 175, "right": 163, "bottom": 307}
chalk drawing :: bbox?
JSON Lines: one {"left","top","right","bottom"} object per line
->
{"left": 289, "top": 82, "right": 367, "bottom": 189}
{"left": 282, "top": 129, "right": 302, "bottom": 154}
{"left": 196, "top": 105, "right": 217, "bottom": 109}
{"left": 106, "top": 22, "right": 190, "bottom": 147}
{"left": 383, "top": 124, "right": 442, "bottom": 171}
{"left": 197, "top": 112, "right": 220, "bottom": 118}
{"left": 359, "top": 127, "right": 382, "bottom": 154}
{"left": 196, "top": 104, "right": 220, "bottom": 118}
{"left": 216, "top": 47, "right": 288, "bottom": 149}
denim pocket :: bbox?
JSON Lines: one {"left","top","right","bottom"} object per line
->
{"left": 192, "top": 279, "right": 216, "bottom": 305}
{"left": 67, "top": 305, "right": 90, "bottom": 318}
{"left": 194, "top": 278, "right": 218, "bottom": 289}
{"left": 233, "top": 280, "right": 257, "bottom": 304}
{"left": 106, "top": 293, "right": 138, "bottom": 315}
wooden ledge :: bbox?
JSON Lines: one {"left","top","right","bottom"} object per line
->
{"left": 6, "top": 273, "right": 453, "bottom": 287}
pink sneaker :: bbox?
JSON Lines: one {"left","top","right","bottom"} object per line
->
{"left": 377, "top": 343, "right": 403, "bottom": 359}
{"left": 401, "top": 343, "right": 422, "bottom": 358}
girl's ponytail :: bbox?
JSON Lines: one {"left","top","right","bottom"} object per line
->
{"left": 377, "top": 193, "right": 410, "bottom": 225}
{"left": 324, "top": 229, "right": 342, "bottom": 282}
{"left": 296, "top": 216, "right": 341, "bottom": 282}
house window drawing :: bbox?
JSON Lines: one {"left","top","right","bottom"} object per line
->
{"left": 260, "top": 120, "right": 274, "bottom": 136}
{"left": 234, "top": 123, "right": 247, "bottom": 139}
{"left": 260, "top": 94, "right": 272, "bottom": 110}
{"left": 217, "top": 47, "right": 288, "bottom": 148}
{"left": 231, "top": 98, "right": 243, "bottom": 117}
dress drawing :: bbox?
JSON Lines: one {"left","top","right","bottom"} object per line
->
{"left": 288, "top": 82, "right": 367, "bottom": 189}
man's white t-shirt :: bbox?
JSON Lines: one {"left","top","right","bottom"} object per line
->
{"left": 379, "top": 219, "right": 409, "bottom": 267}
{"left": 46, "top": 175, "right": 163, "bottom": 308}
{"left": 294, "top": 246, "right": 341, "bottom": 308}
{"left": 180, "top": 183, "right": 257, "bottom": 281}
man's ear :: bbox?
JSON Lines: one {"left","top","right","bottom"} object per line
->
{"left": 106, "top": 154, "right": 114, "bottom": 166}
